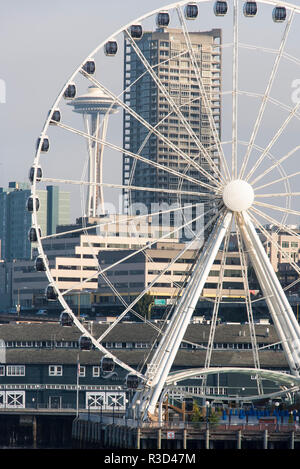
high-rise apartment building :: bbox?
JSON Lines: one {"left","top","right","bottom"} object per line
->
{"left": 46, "top": 185, "right": 70, "bottom": 236}
{"left": 0, "top": 182, "right": 70, "bottom": 261}
{"left": 122, "top": 27, "right": 221, "bottom": 219}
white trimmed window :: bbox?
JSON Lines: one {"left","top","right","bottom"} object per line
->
{"left": 48, "top": 365, "right": 63, "bottom": 376}
{"left": 93, "top": 366, "right": 100, "bottom": 378}
{"left": 79, "top": 366, "right": 86, "bottom": 377}
{"left": 6, "top": 365, "right": 25, "bottom": 376}
{"left": 0, "top": 365, "right": 5, "bottom": 376}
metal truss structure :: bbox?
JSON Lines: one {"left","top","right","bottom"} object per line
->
{"left": 29, "top": 0, "right": 300, "bottom": 421}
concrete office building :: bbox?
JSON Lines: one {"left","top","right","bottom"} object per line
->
{"left": 10, "top": 218, "right": 300, "bottom": 312}
{"left": 260, "top": 225, "right": 300, "bottom": 271}
{"left": 96, "top": 239, "right": 245, "bottom": 307}
{"left": 10, "top": 214, "right": 179, "bottom": 309}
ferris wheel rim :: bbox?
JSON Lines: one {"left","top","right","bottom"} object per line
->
{"left": 31, "top": 0, "right": 300, "bottom": 162}
{"left": 28, "top": 0, "right": 300, "bottom": 397}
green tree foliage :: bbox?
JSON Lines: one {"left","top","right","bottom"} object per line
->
{"left": 136, "top": 294, "right": 153, "bottom": 319}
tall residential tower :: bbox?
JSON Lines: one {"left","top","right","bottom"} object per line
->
{"left": 0, "top": 183, "right": 70, "bottom": 261}
{"left": 122, "top": 27, "right": 221, "bottom": 217}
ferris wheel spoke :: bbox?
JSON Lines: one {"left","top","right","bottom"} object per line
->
{"left": 85, "top": 48, "right": 200, "bottom": 210}
{"left": 249, "top": 205, "right": 300, "bottom": 243}
{"left": 256, "top": 192, "right": 300, "bottom": 198}
{"left": 60, "top": 203, "right": 221, "bottom": 297}
{"left": 41, "top": 176, "right": 214, "bottom": 199}
{"left": 40, "top": 200, "right": 201, "bottom": 241}
{"left": 176, "top": 5, "right": 230, "bottom": 183}
{"left": 250, "top": 145, "right": 300, "bottom": 187}
{"left": 248, "top": 210, "right": 300, "bottom": 276}
{"left": 237, "top": 89, "right": 300, "bottom": 118}
{"left": 126, "top": 90, "right": 220, "bottom": 211}
{"left": 245, "top": 100, "right": 300, "bottom": 183}
{"left": 253, "top": 200, "right": 300, "bottom": 218}
{"left": 204, "top": 216, "right": 233, "bottom": 372}
{"left": 98, "top": 270, "right": 164, "bottom": 332}
{"left": 123, "top": 30, "right": 222, "bottom": 188}
{"left": 254, "top": 170, "right": 300, "bottom": 192}
{"left": 29, "top": 1, "right": 300, "bottom": 407}
{"left": 56, "top": 117, "right": 219, "bottom": 194}
{"left": 96, "top": 208, "right": 224, "bottom": 344}
{"left": 240, "top": 41, "right": 300, "bottom": 69}
{"left": 239, "top": 9, "right": 295, "bottom": 180}
{"left": 232, "top": 0, "right": 239, "bottom": 179}
{"left": 79, "top": 73, "right": 220, "bottom": 190}
{"left": 235, "top": 216, "right": 262, "bottom": 393}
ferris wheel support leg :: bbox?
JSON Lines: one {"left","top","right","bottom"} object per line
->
{"left": 140, "top": 211, "right": 232, "bottom": 420}
{"left": 239, "top": 211, "right": 300, "bottom": 375}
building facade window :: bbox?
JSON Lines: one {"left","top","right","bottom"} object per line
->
{"left": 6, "top": 365, "right": 25, "bottom": 376}
{"left": 48, "top": 365, "right": 63, "bottom": 376}
{"left": 93, "top": 366, "right": 100, "bottom": 378}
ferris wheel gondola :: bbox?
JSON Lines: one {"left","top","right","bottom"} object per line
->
{"left": 29, "top": 0, "right": 300, "bottom": 422}
{"left": 59, "top": 311, "right": 74, "bottom": 327}
{"left": 34, "top": 255, "right": 48, "bottom": 272}
{"left": 101, "top": 356, "right": 115, "bottom": 373}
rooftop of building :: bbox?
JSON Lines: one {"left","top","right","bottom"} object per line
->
{"left": 0, "top": 320, "right": 279, "bottom": 344}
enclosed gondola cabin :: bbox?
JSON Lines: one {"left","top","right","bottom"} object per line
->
{"left": 243, "top": 1, "right": 257, "bottom": 17}
{"left": 49, "top": 108, "right": 61, "bottom": 124}
{"left": 272, "top": 6, "right": 286, "bottom": 22}
{"left": 101, "top": 356, "right": 115, "bottom": 373}
{"left": 45, "top": 285, "right": 58, "bottom": 301}
{"left": 129, "top": 24, "right": 143, "bottom": 40}
{"left": 79, "top": 335, "right": 93, "bottom": 351}
{"left": 126, "top": 373, "right": 139, "bottom": 389}
{"left": 104, "top": 41, "right": 118, "bottom": 56}
{"left": 26, "top": 196, "right": 40, "bottom": 213}
{"left": 36, "top": 136, "right": 49, "bottom": 153}
{"left": 82, "top": 59, "right": 95, "bottom": 75}
{"left": 29, "top": 166, "right": 42, "bottom": 184}
{"left": 184, "top": 3, "right": 199, "bottom": 19}
{"left": 214, "top": 1, "right": 228, "bottom": 16}
{"left": 59, "top": 311, "right": 74, "bottom": 327}
{"left": 28, "top": 227, "right": 41, "bottom": 243}
{"left": 35, "top": 255, "right": 48, "bottom": 272}
{"left": 64, "top": 83, "right": 76, "bottom": 100}
{"left": 156, "top": 11, "right": 170, "bottom": 27}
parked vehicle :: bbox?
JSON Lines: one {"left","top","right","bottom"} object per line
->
{"left": 36, "top": 309, "right": 48, "bottom": 316}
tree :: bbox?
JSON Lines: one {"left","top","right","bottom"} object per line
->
{"left": 191, "top": 401, "right": 204, "bottom": 422}
{"left": 136, "top": 294, "right": 153, "bottom": 320}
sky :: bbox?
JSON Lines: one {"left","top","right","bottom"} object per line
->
{"left": 1, "top": 0, "right": 300, "bottom": 225}
{"left": 0, "top": 0, "right": 171, "bottom": 188}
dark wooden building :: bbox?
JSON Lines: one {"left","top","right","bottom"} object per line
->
{"left": 0, "top": 320, "right": 290, "bottom": 411}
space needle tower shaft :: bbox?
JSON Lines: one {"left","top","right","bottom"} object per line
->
{"left": 69, "top": 85, "right": 119, "bottom": 217}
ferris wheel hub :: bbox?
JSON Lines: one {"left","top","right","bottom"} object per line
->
{"left": 222, "top": 179, "right": 254, "bottom": 212}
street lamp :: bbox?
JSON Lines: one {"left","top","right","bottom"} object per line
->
{"left": 16, "top": 287, "right": 28, "bottom": 316}
{"left": 136, "top": 399, "right": 141, "bottom": 426}
{"left": 88, "top": 397, "right": 92, "bottom": 421}
{"left": 206, "top": 401, "right": 210, "bottom": 429}
{"left": 100, "top": 398, "right": 103, "bottom": 423}
{"left": 124, "top": 398, "right": 129, "bottom": 426}
{"left": 275, "top": 402, "right": 280, "bottom": 432}
{"left": 112, "top": 402, "right": 116, "bottom": 424}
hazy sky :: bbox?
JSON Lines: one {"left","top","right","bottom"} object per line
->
{"left": 2, "top": 0, "right": 300, "bottom": 226}
{"left": 0, "top": 0, "right": 171, "bottom": 189}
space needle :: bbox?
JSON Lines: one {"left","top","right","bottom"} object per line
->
{"left": 69, "top": 85, "right": 119, "bottom": 217}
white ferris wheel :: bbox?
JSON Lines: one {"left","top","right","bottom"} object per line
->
{"left": 29, "top": 0, "right": 300, "bottom": 420}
